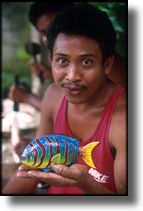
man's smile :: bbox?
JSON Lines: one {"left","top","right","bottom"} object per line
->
{"left": 61, "top": 83, "right": 87, "bottom": 95}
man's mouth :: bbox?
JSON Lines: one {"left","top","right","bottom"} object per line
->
{"left": 61, "top": 83, "right": 86, "bottom": 95}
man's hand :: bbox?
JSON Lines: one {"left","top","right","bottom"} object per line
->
{"left": 17, "top": 164, "right": 89, "bottom": 188}
{"left": 9, "top": 85, "right": 30, "bottom": 103}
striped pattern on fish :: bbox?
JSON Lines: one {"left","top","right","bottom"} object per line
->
{"left": 21, "top": 134, "right": 100, "bottom": 172}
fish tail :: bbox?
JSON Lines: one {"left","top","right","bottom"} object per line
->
{"left": 80, "top": 141, "right": 100, "bottom": 168}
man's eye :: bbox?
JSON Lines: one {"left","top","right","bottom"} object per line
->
{"left": 82, "top": 58, "right": 93, "bottom": 65}
{"left": 56, "top": 58, "right": 68, "bottom": 65}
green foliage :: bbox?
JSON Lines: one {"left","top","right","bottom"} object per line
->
{"left": 89, "top": 2, "right": 127, "bottom": 59}
{"left": 2, "top": 3, "right": 33, "bottom": 98}
{"left": 16, "top": 47, "right": 32, "bottom": 61}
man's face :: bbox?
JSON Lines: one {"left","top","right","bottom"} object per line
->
{"left": 36, "top": 13, "right": 56, "bottom": 47}
{"left": 51, "top": 33, "right": 112, "bottom": 104}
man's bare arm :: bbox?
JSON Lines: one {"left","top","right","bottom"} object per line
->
{"left": 110, "top": 93, "right": 127, "bottom": 194}
{"left": 3, "top": 168, "right": 39, "bottom": 194}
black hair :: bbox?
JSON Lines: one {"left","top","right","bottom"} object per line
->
{"left": 47, "top": 3, "right": 117, "bottom": 60}
{"left": 28, "top": 2, "right": 69, "bottom": 27}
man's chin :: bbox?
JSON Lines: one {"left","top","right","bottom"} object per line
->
{"left": 64, "top": 94, "right": 84, "bottom": 104}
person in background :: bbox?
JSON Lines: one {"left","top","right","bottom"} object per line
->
{"left": 9, "top": 2, "right": 127, "bottom": 111}
{"left": 3, "top": 3, "right": 127, "bottom": 195}
{"left": 5, "top": 3, "right": 70, "bottom": 180}
{"left": 8, "top": 2, "right": 69, "bottom": 111}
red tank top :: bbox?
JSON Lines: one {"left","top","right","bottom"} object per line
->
{"left": 48, "top": 85, "right": 124, "bottom": 195}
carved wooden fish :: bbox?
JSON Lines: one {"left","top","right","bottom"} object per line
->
{"left": 21, "top": 134, "right": 99, "bottom": 172}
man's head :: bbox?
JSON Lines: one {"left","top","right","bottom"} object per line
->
{"left": 28, "top": 2, "right": 69, "bottom": 46}
{"left": 47, "top": 3, "right": 117, "bottom": 104}
{"left": 47, "top": 3, "right": 116, "bottom": 61}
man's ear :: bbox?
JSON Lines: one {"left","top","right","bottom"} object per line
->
{"left": 104, "top": 55, "right": 115, "bottom": 75}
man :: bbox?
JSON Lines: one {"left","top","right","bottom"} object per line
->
{"left": 9, "top": 2, "right": 126, "bottom": 111}
{"left": 3, "top": 3, "right": 127, "bottom": 195}
{"left": 9, "top": 2, "right": 69, "bottom": 110}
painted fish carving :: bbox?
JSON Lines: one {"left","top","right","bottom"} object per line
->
{"left": 21, "top": 134, "right": 99, "bottom": 172}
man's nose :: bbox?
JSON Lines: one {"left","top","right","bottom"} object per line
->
{"left": 66, "top": 65, "right": 82, "bottom": 82}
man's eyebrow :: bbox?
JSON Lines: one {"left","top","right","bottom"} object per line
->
{"left": 54, "top": 53, "right": 97, "bottom": 58}
{"left": 54, "top": 53, "right": 68, "bottom": 57}
{"left": 80, "top": 54, "right": 97, "bottom": 58}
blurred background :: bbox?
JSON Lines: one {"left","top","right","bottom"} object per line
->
{"left": 2, "top": 2, "right": 33, "bottom": 99}
{"left": 1, "top": 2, "right": 127, "bottom": 194}
{"left": 2, "top": 2, "right": 43, "bottom": 193}
{"left": 2, "top": 2, "right": 127, "bottom": 99}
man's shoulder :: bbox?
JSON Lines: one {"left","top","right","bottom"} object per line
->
{"left": 44, "top": 83, "right": 63, "bottom": 97}
{"left": 42, "top": 83, "right": 64, "bottom": 108}
{"left": 112, "top": 86, "right": 126, "bottom": 121}
{"left": 118, "top": 87, "right": 127, "bottom": 112}
{"left": 109, "top": 86, "right": 127, "bottom": 149}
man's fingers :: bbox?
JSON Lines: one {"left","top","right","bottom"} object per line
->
{"left": 27, "top": 170, "right": 76, "bottom": 187}
{"left": 17, "top": 170, "right": 31, "bottom": 178}
{"left": 18, "top": 164, "right": 33, "bottom": 171}
{"left": 51, "top": 164, "right": 87, "bottom": 180}
{"left": 17, "top": 164, "right": 88, "bottom": 188}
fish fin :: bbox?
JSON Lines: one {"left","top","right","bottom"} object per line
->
{"left": 42, "top": 167, "right": 51, "bottom": 172}
{"left": 51, "top": 153, "right": 62, "bottom": 165}
{"left": 81, "top": 141, "right": 100, "bottom": 169}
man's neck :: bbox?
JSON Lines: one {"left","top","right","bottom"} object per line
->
{"left": 68, "top": 81, "right": 116, "bottom": 113}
